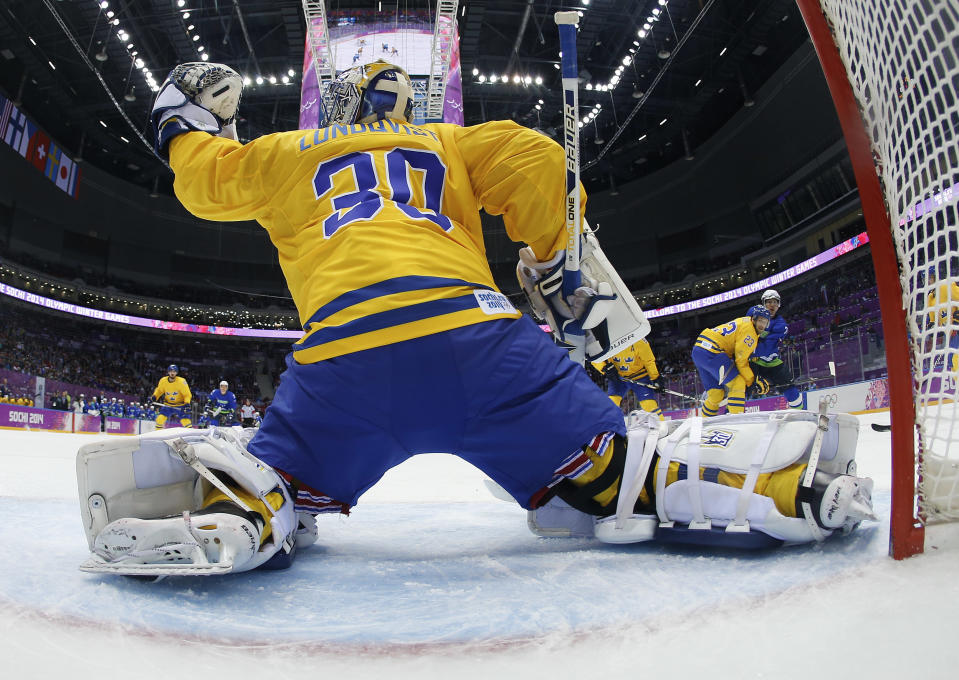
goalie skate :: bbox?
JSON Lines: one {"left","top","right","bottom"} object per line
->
{"left": 80, "top": 510, "right": 261, "bottom": 577}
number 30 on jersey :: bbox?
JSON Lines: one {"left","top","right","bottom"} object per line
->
{"left": 312, "top": 148, "right": 452, "bottom": 238}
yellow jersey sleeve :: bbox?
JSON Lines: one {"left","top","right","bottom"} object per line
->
{"left": 451, "top": 120, "right": 584, "bottom": 260}
{"left": 732, "top": 319, "right": 758, "bottom": 385}
{"left": 179, "top": 378, "right": 192, "bottom": 404}
{"left": 698, "top": 322, "right": 738, "bottom": 356}
{"left": 633, "top": 339, "right": 660, "bottom": 381}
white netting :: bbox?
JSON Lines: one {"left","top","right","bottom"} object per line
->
{"left": 819, "top": 0, "right": 959, "bottom": 521}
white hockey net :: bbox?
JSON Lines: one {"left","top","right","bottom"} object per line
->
{"left": 809, "top": 0, "right": 959, "bottom": 529}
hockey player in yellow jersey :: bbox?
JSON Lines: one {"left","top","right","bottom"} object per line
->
{"left": 592, "top": 338, "right": 664, "bottom": 418}
{"left": 692, "top": 306, "right": 772, "bottom": 416}
{"left": 926, "top": 265, "right": 959, "bottom": 372}
{"left": 152, "top": 364, "right": 192, "bottom": 427}
{"left": 71, "top": 60, "right": 879, "bottom": 578}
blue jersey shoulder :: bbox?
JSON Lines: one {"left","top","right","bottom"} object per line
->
{"left": 755, "top": 315, "right": 788, "bottom": 359}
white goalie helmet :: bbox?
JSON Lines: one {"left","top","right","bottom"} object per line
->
{"left": 321, "top": 60, "right": 415, "bottom": 126}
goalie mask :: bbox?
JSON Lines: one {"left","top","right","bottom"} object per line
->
{"left": 321, "top": 60, "right": 415, "bottom": 126}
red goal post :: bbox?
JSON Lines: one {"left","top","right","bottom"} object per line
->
{"left": 797, "top": 0, "right": 959, "bottom": 558}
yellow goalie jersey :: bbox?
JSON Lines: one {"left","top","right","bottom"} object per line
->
{"left": 695, "top": 317, "right": 759, "bottom": 386}
{"left": 168, "top": 119, "right": 584, "bottom": 363}
{"left": 593, "top": 338, "right": 660, "bottom": 382}
{"left": 153, "top": 376, "right": 192, "bottom": 407}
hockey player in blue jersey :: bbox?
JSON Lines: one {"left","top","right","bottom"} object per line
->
{"left": 206, "top": 380, "right": 238, "bottom": 426}
{"left": 71, "top": 61, "right": 878, "bottom": 578}
{"left": 749, "top": 290, "right": 803, "bottom": 408}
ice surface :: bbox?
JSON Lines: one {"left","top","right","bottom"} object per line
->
{"left": 2, "top": 414, "right": 958, "bottom": 679}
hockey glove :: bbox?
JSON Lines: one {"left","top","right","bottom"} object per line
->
{"left": 516, "top": 247, "right": 616, "bottom": 349}
{"left": 151, "top": 62, "right": 243, "bottom": 159}
{"left": 644, "top": 379, "right": 665, "bottom": 393}
{"left": 752, "top": 376, "right": 771, "bottom": 396}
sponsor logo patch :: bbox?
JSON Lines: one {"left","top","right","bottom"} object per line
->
{"left": 474, "top": 290, "right": 517, "bottom": 316}
{"left": 701, "top": 429, "right": 734, "bottom": 447}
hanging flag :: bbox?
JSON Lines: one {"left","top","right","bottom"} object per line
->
{"left": 26, "top": 128, "right": 51, "bottom": 172}
{"left": 45, "top": 142, "right": 61, "bottom": 182}
{"left": 3, "top": 107, "right": 31, "bottom": 152}
{"left": 0, "top": 92, "right": 11, "bottom": 141}
{"left": 56, "top": 151, "right": 80, "bottom": 197}
{"left": 2, "top": 99, "right": 80, "bottom": 199}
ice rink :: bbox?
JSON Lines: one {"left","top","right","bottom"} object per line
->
{"left": 331, "top": 30, "right": 435, "bottom": 75}
{"left": 2, "top": 411, "right": 958, "bottom": 679}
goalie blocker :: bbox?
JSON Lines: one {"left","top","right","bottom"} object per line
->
{"left": 530, "top": 407, "right": 877, "bottom": 548}
{"left": 517, "top": 222, "right": 650, "bottom": 363}
{"left": 76, "top": 426, "right": 315, "bottom": 577}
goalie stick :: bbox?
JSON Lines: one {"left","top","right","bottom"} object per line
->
{"left": 555, "top": 11, "right": 585, "bottom": 365}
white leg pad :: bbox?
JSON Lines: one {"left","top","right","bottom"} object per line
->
{"left": 76, "top": 426, "right": 296, "bottom": 575}
{"left": 655, "top": 410, "right": 868, "bottom": 543}
{"left": 526, "top": 410, "right": 873, "bottom": 546}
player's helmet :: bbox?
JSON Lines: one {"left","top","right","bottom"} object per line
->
{"left": 220, "top": 381, "right": 228, "bottom": 388}
{"left": 748, "top": 305, "right": 772, "bottom": 323}
{"left": 761, "top": 289, "right": 781, "bottom": 304}
{"left": 168, "top": 364, "right": 178, "bottom": 373}
{"left": 321, "top": 60, "right": 415, "bottom": 127}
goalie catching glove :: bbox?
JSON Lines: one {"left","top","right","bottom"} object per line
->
{"left": 517, "top": 223, "right": 650, "bottom": 362}
{"left": 151, "top": 62, "right": 243, "bottom": 159}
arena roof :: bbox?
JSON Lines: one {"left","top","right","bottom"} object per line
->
{"left": 0, "top": 0, "right": 809, "bottom": 196}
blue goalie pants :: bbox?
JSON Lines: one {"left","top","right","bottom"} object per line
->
{"left": 248, "top": 316, "right": 625, "bottom": 511}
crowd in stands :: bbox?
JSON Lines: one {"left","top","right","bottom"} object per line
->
{"left": 1, "top": 230, "right": 891, "bottom": 423}
{"left": 0, "top": 300, "right": 281, "bottom": 423}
